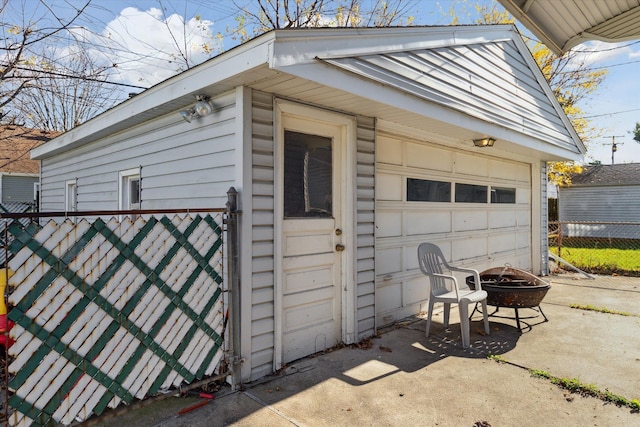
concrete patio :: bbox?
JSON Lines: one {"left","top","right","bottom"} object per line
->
{"left": 94, "top": 273, "right": 640, "bottom": 427}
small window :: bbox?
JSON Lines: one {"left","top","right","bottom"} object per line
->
{"left": 455, "top": 183, "right": 487, "bottom": 203}
{"left": 65, "top": 180, "right": 77, "bottom": 211}
{"left": 407, "top": 178, "right": 451, "bottom": 202}
{"left": 491, "top": 187, "right": 516, "bottom": 203}
{"left": 119, "top": 168, "right": 141, "bottom": 211}
{"left": 284, "top": 130, "right": 333, "bottom": 218}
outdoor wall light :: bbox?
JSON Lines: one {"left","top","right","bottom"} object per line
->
{"left": 180, "top": 95, "right": 214, "bottom": 123}
{"left": 473, "top": 137, "right": 496, "bottom": 147}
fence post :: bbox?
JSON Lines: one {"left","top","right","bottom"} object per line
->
{"left": 557, "top": 221, "right": 562, "bottom": 259}
{"left": 226, "top": 187, "right": 242, "bottom": 389}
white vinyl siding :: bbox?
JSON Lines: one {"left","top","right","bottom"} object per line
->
{"left": 541, "top": 162, "right": 549, "bottom": 274}
{"left": 39, "top": 91, "right": 238, "bottom": 212}
{"left": 246, "top": 92, "right": 377, "bottom": 381}
{"left": 322, "top": 40, "right": 578, "bottom": 155}
{"left": 375, "top": 131, "right": 532, "bottom": 326}
{"left": 355, "top": 116, "right": 376, "bottom": 339}
{"left": 247, "top": 90, "right": 276, "bottom": 381}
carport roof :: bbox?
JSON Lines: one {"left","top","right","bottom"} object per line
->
{"left": 498, "top": 0, "right": 640, "bottom": 55}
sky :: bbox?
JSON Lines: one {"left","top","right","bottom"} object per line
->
{"left": 13, "top": 0, "right": 640, "bottom": 164}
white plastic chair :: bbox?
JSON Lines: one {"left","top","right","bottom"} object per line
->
{"left": 418, "top": 243, "right": 490, "bottom": 348}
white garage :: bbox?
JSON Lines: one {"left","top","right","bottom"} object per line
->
{"left": 33, "top": 25, "right": 584, "bottom": 383}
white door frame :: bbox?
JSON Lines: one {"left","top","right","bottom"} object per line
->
{"left": 273, "top": 99, "right": 357, "bottom": 370}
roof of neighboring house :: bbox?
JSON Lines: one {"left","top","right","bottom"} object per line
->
{"left": 498, "top": 0, "right": 640, "bottom": 55}
{"left": 0, "top": 125, "right": 58, "bottom": 174}
{"left": 568, "top": 163, "right": 640, "bottom": 187}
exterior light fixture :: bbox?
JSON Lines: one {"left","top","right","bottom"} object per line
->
{"left": 180, "top": 108, "right": 197, "bottom": 123}
{"left": 473, "top": 137, "right": 495, "bottom": 147}
{"left": 179, "top": 95, "right": 214, "bottom": 123}
{"left": 194, "top": 95, "right": 213, "bottom": 116}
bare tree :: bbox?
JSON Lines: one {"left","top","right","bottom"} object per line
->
{"left": 0, "top": 0, "right": 92, "bottom": 126}
{"left": 12, "top": 44, "right": 120, "bottom": 131}
{"left": 230, "top": 0, "right": 419, "bottom": 42}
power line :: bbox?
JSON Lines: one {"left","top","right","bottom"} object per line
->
{"left": 1, "top": 63, "right": 149, "bottom": 89}
{"left": 572, "top": 40, "right": 640, "bottom": 53}
{"left": 584, "top": 108, "right": 640, "bottom": 119}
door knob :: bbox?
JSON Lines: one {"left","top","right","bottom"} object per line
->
{"left": 335, "top": 229, "right": 342, "bottom": 236}
{"left": 335, "top": 244, "right": 345, "bottom": 252}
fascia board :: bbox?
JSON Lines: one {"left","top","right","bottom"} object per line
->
{"left": 270, "top": 25, "right": 516, "bottom": 67}
{"left": 508, "top": 31, "right": 587, "bottom": 155}
{"left": 32, "top": 35, "right": 275, "bottom": 160}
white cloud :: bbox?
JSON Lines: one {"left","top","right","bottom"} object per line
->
{"left": 572, "top": 40, "right": 636, "bottom": 65}
{"left": 73, "top": 7, "right": 217, "bottom": 88}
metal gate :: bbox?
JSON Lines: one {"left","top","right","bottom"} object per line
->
{"left": 0, "top": 190, "right": 239, "bottom": 426}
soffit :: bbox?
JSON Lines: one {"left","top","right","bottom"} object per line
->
{"left": 498, "top": 0, "right": 640, "bottom": 54}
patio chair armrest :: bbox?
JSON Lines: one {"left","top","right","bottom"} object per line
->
{"left": 448, "top": 266, "right": 482, "bottom": 290}
{"left": 429, "top": 273, "right": 461, "bottom": 298}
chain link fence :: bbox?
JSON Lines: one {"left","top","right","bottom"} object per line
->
{"left": 548, "top": 221, "right": 640, "bottom": 276}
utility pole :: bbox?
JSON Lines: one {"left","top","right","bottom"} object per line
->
{"left": 603, "top": 136, "right": 624, "bottom": 164}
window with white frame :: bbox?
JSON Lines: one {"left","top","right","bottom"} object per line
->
{"left": 65, "top": 179, "right": 77, "bottom": 211}
{"left": 119, "top": 168, "right": 141, "bottom": 211}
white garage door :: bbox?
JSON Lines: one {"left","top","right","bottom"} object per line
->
{"left": 374, "top": 133, "right": 532, "bottom": 325}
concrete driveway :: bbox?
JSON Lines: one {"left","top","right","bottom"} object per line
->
{"left": 96, "top": 273, "right": 640, "bottom": 427}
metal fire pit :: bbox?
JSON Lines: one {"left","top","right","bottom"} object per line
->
{"left": 466, "top": 267, "right": 550, "bottom": 331}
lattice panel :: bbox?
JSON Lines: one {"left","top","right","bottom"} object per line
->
{"left": 5, "top": 214, "right": 225, "bottom": 426}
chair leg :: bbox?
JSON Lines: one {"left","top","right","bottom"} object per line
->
{"left": 425, "top": 298, "right": 435, "bottom": 337}
{"left": 481, "top": 300, "right": 490, "bottom": 335}
{"left": 443, "top": 303, "right": 451, "bottom": 328}
{"left": 458, "top": 301, "right": 470, "bottom": 348}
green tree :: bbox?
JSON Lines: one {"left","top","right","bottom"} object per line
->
{"left": 632, "top": 122, "right": 640, "bottom": 143}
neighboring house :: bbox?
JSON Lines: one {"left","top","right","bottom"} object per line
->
{"left": 0, "top": 125, "right": 57, "bottom": 263}
{"left": 31, "top": 26, "right": 584, "bottom": 383}
{"left": 558, "top": 163, "right": 640, "bottom": 238}
{"left": 0, "top": 125, "right": 53, "bottom": 206}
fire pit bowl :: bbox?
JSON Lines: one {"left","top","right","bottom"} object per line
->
{"left": 465, "top": 267, "right": 551, "bottom": 331}
{"left": 466, "top": 272, "right": 550, "bottom": 308}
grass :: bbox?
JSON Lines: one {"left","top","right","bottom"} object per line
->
{"left": 549, "top": 246, "right": 640, "bottom": 275}
{"left": 489, "top": 356, "right": 640, "bottom": 413}
{"left": 569, "top": 303, "right": 631, "bottom": 317}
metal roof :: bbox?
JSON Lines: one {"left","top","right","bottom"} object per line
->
{"left": 498, "top": 0, "right": 640, "bottom": 55}
{"left": 569, "top": 163, "right": 640, "bottom": 186}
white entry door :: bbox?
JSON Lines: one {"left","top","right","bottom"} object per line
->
{"left": 278, "top": 113, "right": 346, "bottom": 365}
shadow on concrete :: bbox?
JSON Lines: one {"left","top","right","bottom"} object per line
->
{"left": 148, "top": 315, "right": 529, "bottom": 426}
